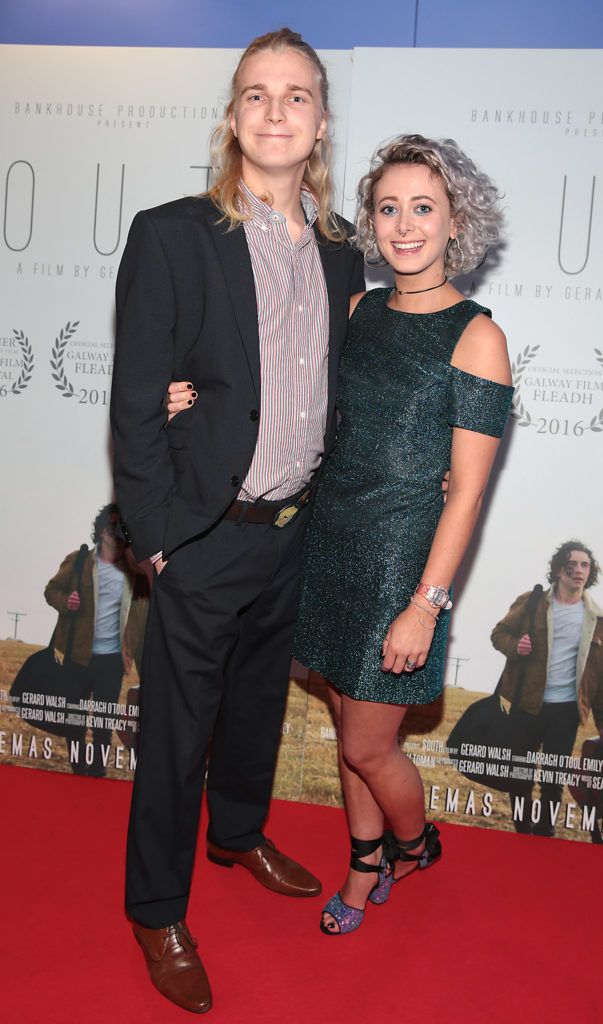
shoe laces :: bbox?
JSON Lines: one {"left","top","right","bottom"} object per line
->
{"left": 171, "top": 922, "right": 198, "bottom": 949}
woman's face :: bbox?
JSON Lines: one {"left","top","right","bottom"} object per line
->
{"left": 372, "top": 163, "right": 456, "bottom": 277}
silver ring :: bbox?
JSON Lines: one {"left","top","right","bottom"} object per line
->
{"left": 405, "top": 658, "right": 416, "bottom": 670}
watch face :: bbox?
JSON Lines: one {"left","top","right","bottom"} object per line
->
{"left": 418, "top": 584, "right": 450, "bottom": 608}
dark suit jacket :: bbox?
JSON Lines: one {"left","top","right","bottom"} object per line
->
{"left": 110, "top": 195, "right": 365, "bottom": 562}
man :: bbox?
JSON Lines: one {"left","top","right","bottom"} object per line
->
{"left": 491, "top": 541, "right": 603, "bottom": 837}
{"left": 45, "top": 503, "right": 148, "bottom": 776}
{"left": 110, "top": 29, "right": 364, "bottom": 1014}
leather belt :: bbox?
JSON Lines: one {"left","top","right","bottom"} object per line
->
{"left": 223, "top": 488, "right": 311, "bottom": 528}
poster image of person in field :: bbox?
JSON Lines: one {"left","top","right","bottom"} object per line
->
{"left": 491, "top": 541, "right": 603, "bottom": 837}
{"left": 44, "top": 503, "right": 149, "bottom": 776}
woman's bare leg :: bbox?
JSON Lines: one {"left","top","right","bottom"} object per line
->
{"left": 322, "top": 688, "right": 427, "bottom": 932}
{"left": 327, "top": 686, "right": 386, "bottom": 845}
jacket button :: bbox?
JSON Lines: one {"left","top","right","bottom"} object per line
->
{"left": 231, "top": 475, "right": 240, "bottom": 487}
{"left": 249, "top": 409, "right": 259, "bottom": 421}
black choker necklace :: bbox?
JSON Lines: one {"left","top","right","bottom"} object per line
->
{"left": 394, "top": 276, "right": 447, "bottom": 297}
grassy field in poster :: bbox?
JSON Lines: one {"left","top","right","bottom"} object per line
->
{"left": 1, "top": 640, "right": 599, "bottom": 842}
{"left": 273, "top": 672, "right": 601, "bottom": 843}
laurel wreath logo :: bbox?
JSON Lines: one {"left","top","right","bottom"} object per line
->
{"left": 510, "top": 344, "right": 540, "bottom": 427}
{"left": 2, "top": 329, "right": 34, "bottom": 396}
{"left": 511, "top": 345, "right": 603, "bottom": 433}
{"left": 50, "top": 321, "right": 80, "bottom": 397}
{"left": 589, "top": 348, "right": 603, "bottom": 433}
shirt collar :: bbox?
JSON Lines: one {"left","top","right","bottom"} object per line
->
{"left": 238, "top": 179, "right": 319, "bottom": 230}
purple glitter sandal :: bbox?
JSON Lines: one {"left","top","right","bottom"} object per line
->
{"left": 320, "top": 835, "right": 390, "bottom": 936}
{"left": 368, "top": 856, "right": 394, "bottom": 904}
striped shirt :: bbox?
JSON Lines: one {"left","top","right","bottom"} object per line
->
{"left": 238, "top": 181, "right": 329, "bottom": 501}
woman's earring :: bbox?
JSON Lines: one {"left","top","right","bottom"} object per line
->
{"left": 364, "top": 227, "right": 387, "bottom": 267}
{"left": 446, "top": 236, "right": 464, "bottom": 272}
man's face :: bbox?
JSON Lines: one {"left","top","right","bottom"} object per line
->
{"left": 230, "top": 48, "right": 327, "bottom": 179}
{"left": 559, "top": 550, "right": 591, "bottom": 591}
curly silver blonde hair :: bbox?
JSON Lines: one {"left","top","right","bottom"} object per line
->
{"left": 355, "top": 134, "right": 503, "bottom": 275}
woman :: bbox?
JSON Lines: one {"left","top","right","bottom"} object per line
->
{"left": 168, "top": 134, "right": 514, "bottom": 935}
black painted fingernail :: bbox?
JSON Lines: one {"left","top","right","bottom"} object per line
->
{"left": 187, "top": 399, "right": 193, "bottom": 406}
{"left": 187, "top": 382, "right": 193, "bottom": 389}
{"left": 191, "top": 391, "right": 198, "bottom": 399}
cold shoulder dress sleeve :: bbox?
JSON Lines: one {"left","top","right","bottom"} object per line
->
{"left": 448, "top": 365, "right": 514, "bottom": 437}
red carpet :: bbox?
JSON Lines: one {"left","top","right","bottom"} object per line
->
{"left": 1, "top": 763, "right": 600, "bottom": 1024}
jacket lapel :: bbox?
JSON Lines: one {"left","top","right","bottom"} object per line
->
{"left": 315, "top": 227, "right": 346, "bottom": 438}
{"left": 206, "top": 206, "right": 261, "bottom": 402}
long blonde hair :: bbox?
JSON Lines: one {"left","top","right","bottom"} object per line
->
{"left": 208, "top": 28, "right": 345, "bottom": 243}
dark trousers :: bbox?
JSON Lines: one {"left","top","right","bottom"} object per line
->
{"left": 125, "top": 505, "right": 310, "bottom": 928}
{"left": 71, "top": 652, "right": 124, "bottom": 777}
{"left": 508, "top": 701, "right": 581, "bottom": 835}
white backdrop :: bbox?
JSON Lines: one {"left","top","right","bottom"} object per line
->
{"left": 1, "top": 45, "right": 601, "bottom": 689}
{"left": 344, "top": 49, "right": 603, "bottom": 693}
{"left": 0, "top": 44, "right": 352, "bottom": 644}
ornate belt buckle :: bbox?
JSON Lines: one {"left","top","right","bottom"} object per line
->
{"left": 272, "top": 503, "right": 300, "bottom": 529}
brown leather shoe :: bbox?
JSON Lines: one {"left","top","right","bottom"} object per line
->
{"left": 132, "top": 919, "right": 212, "bottom": 1014}
{"left": 207, "top": 837, "right": 322, "bottom": 896}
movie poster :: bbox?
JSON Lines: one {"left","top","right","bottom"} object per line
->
{"left": 1, "top": 46, "right": 601, "bottom": 844}
{"left": 1, "top": 516, "right": 149, "bottom": 778}
{"left": 273, "top": 656, "right": 603, "bottom": 844}
{"left": 0, "top": 44, "right": 352, "bottom": 780}
{"left": 272, "top": 48, "right": 603, "bottom": 845}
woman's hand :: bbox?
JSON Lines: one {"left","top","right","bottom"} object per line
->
{"left": 381, "top": 602, "right": 437, "bottom": 674}
{"left": 166, "top": 381, "right": 197, "bottom": 421}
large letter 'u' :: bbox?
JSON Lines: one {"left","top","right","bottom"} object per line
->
{"left": 93, "top": 163, "right": 125, "bottom": 256}
{"left": 557, "top": 175, "right": 596, "bottom": 275}
{"left": 3, "top": 160, "right": 35, "bottom": 252}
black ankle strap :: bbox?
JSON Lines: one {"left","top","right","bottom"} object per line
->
{"left": 383, "top": 825, "right": 428, "bottom": 864}
{"left": 395, "top": 825, "right": 427, "bottom": 851}
{"left": 351, "top": 835, "right": 383, "bottom": 857}
{"left": 349, "top": 835, "right": 383, "bottom": 874}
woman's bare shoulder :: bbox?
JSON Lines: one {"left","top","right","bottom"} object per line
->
{"left": 451, "top": 313, "right": 511, "bottom": 386}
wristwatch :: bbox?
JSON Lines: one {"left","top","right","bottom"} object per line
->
{"left": 415, "top": 584, "right": 453, "bottom": 610}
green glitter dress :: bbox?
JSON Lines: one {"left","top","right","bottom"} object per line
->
{"left": 294, "top": 288, "right": 514, "bottom": 704}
